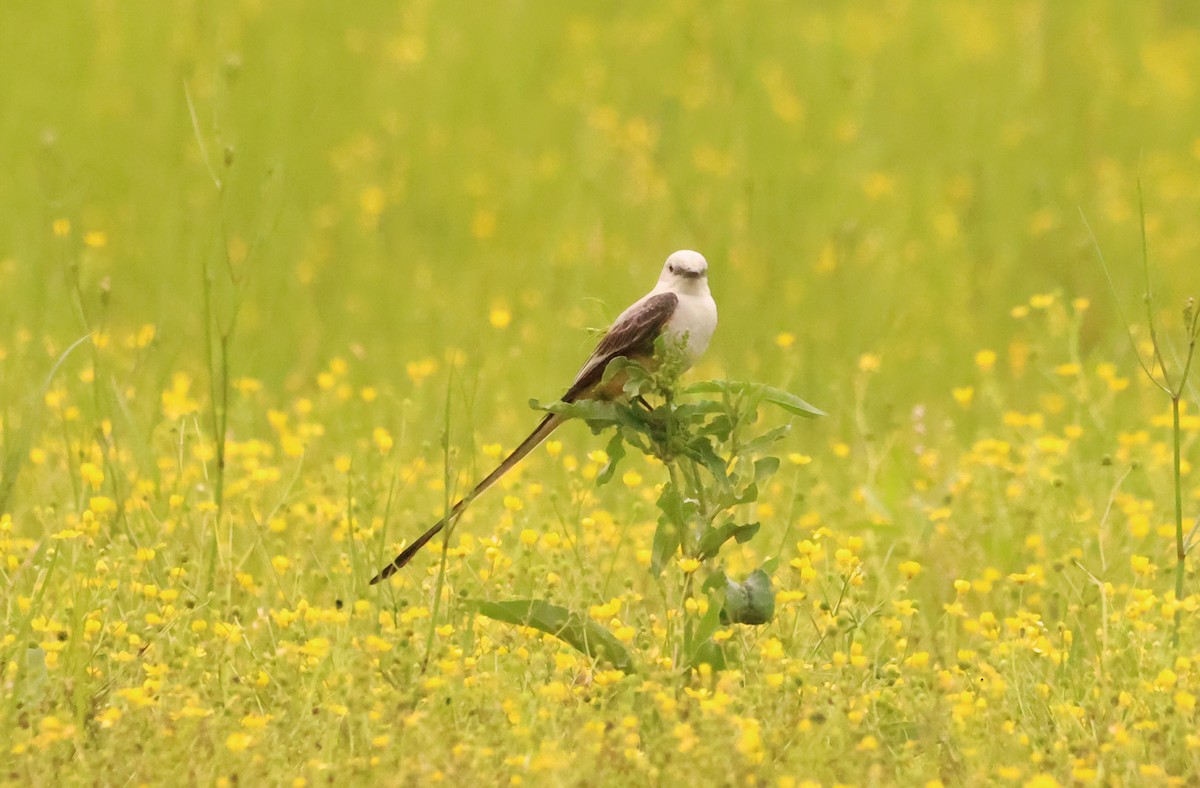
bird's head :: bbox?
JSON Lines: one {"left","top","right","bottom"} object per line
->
{"left": 658, "top": 250, "right": 709, "bottom": 292}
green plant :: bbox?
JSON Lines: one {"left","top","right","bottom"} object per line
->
{"left": 475, "top": 338, "right": 824, "bottom": 672}
{"left": 1091, "top": 194, "right": 1200, "bottom": 646}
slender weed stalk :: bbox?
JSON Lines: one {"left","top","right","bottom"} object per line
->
{"left": 1087, "top": 191, "right": 1200, "bottom": 646}
{"left": 421, "top": 376, "right": 453, "bottom": 672}
{"left": 0, "top": 334, "right": 91, "bottom": 515}
{"left": 185, "top": 82, "right": 244, "bottom": 595}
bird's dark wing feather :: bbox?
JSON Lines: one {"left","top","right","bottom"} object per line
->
{"left": 562, "top": 291, "right": 678, "bottom": 402}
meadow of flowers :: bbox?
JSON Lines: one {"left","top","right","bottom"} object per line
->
{"left": 3, "top": 1, "right": 1200, "bottom": 785}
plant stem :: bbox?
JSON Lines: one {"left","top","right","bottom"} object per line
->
{"left": 423, "top": 376, "right": 457, "bottom": 673}
{"left": 1172, "top": 394, "right": 1185, "bottom": 645}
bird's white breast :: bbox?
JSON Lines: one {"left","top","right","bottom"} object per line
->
{"left": 666, "top": 291, "right": 718, "bottom": 368}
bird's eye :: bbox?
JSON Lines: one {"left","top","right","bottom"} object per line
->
{"left": 669, "top": 264, "right": 677, "bottom": 273}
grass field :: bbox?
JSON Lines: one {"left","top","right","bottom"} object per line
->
{"left": 3, "top": 1, "right": 1200, "bottom": 785}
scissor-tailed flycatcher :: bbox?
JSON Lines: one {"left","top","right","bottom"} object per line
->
{"left": 369, "top": 250, "right": 717, "bottom": 584}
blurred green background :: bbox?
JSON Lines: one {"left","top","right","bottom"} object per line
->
{"left": 2, "top": 0, "right": 1198, "bottom": 412}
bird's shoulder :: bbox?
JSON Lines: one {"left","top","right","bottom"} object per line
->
{"left": 593, "top": 290, "right": 678, "bottom": 357}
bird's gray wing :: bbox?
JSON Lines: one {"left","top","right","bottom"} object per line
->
{"left": 562, "top": 291, "right": 678, "bottom": 403}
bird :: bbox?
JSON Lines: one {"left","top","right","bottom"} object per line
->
{"left": 369, "top": 250, "right": 718, "bottom": 584}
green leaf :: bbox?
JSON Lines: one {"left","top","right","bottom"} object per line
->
{"left": 686, "top": 580, "right": 728, "bottom": 670}
{"left": 697, "top": 521, "right": 761, "bottom": 560}
{"left": 699, "top": 414, "right": 735, "bottom": 442}
{"left": 717, "top": 481, "right": 758, "bottom": 509}
{"left": 531, "top": 398, "right": 645, "bottom": 434}
{"left": 688, "top": 639, "right": 727, "bottom": 670}
{"left": 652, "top": 484, "right": 695, "bottom": 572}
{"left": 473, "top": 599, "right": 635, "bottom": 673}
{"left": 651, "top": 516, "right": 682, "bottom": 574}
{"left": 737, "top": 426, "right": 790, "bottom": 459}
{"left": 683, "top": 380, "right": 825, "bottom": 419}
{"left": 753, "top": 456, "right": 780, "bottom": 484}
{"left": 595, "top": 431, "right": 626, "bottom": 486}
{"left": 601, "top": 356, "right": 653, "bottom": 399}
{"left": 759, "top": 385, "right": 826, "bottom": 419}
{"left": 721, "top": 569, "right": 776, "bottom": 625}
{"left": 680, "top": 435, "right": 729, "bottom": 482}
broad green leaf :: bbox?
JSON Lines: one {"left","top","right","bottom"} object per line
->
{"left": 531, "top": 398, "right": 647, "bottom": 435}
{"left": 595, "top": 430, "right": 626, "bottom": 486}
{"left": 681, "top": 435, "right": 728, "bottom": 482}
{"left": 758, "top": 385, "right": 826, "bottom": 419}
{"left": 717, "top": 481, "right": 758, "bottom": 509}
{"left": 754, "top": 456, "right": 780, "bottom": 484}
{"left": 652, "top": 484, "right": 695, "bottom": 572}
{"left": 686, "top": 580, "right": 729, "bottom": 670}
{"left": 691, "top": 584, "right": 725, "bottom": 650}
{"left": 673, "top": 401, "right": 727, "bottom": 421}
{"left": 721, "top": 569, "right": 776, "bottom": 625}
{"left": 683, "top": 380, "right": 825, "bottom": 419}
{"left": 651, "top": 516, "right": 682, "bottom": 574}
{"left": 699, "top": 414, "right": 734, "bottom": 442}
{"left": 697, "top": 521, "right": 761, "bottom": 560}
{"left": 688, "top": 639, "right": 727, "bottom": 671}
{"left": 701, "top": 569, "right": 728, "bottom": 595}
{"left": 740, "top": 424, "right": 792, "bottom": 457}
{"left": 474, "top": 599, "right": 635, "bottom": 673}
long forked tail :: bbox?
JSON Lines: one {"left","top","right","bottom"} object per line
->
{"left": 369, "top": 412, "right": 565, "bottom": 584}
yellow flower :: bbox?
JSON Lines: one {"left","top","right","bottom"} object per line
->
{"left": 489, "top": 306, "right": 512, "bottom": 329}
{"left": 899, "top": 560, "right": 922, "bottom": 579}
{"left": 471, "top": 209, "right": 497, "bottom": 240}
{"left": 858, "top": 353, "right": 881, "bottom": 373}
{"left": 80, "top": 462, "right": 104, "bottom": 490}
{"left": 83, "top": 230, "right": 108, "bottom": 249}
{"left": 52, "top": 218, "right": 72, "bottom": 236}
{"left": 975, "top": 349, "right": 997, "bottom": 372}
{"left": 519, "top": 529, "right": 538, "bottom": 546}
{"left": 952, "top": 386, "right": 974, "bottom": 407}
{"left": 788, "top": 453, "right": 812, "bottom": 466}
{"left": 1130, "top": 555, "right": 1156, "bottom": 577}
{"left": 241, "top": 714, "right": 273, "bottom": 730}
{"left": 904, "top": 652, "right": 930, "bottom": 668}
{"left": 856, "top": 735, "right": 879, "bottom": 751}
{"left": 131, "top": 324, "right": 156, "bottom": 349}
{"left": 775, "top": 332, "right": 795, "bottom": 349}
{"left": 373, "top": 427, "right": 394, "bottom": 454}
{"left": 225, "top": 732, "right": 253, "bottom": 753}
{"left": 622, "top": 470, "right": 643, "bottom": 487}
{"left": 300, "top": 637, "right": 331, "bottom": 659}
{"left": 678, "top": 557, "right": 701, "bottom": 574}
{"left": 589, "top": 599, "right": 621, "bottom": 620}
{"left": 364, "top": 635, "right": 393, "bottom": 654}
{"left": 359, "top": 186, "right": 386, "bottom": 217}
